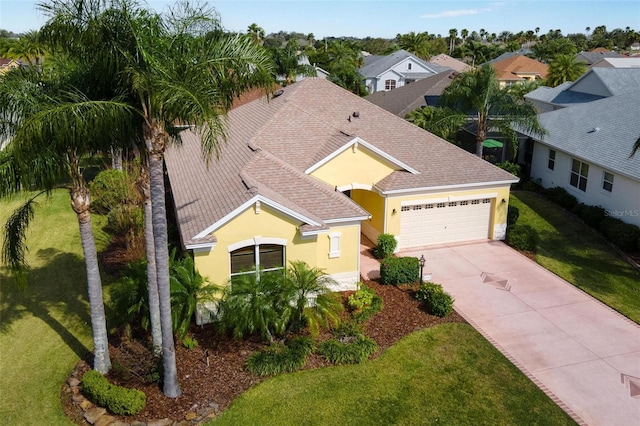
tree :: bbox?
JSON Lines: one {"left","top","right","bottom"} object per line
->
{"left": 406, "top": 106, "right": 466, "bottom": 143}
{"left": 0, "top": 62, "right": 135, "bottom": 374}
{"left": 39, "top": 0, "right": 274, "bottom": 398}
{"left": 439, "top": 65, "right": 545, "bottom": 158}
{"left": 546, "top": 54, "right": 587, "bottom": 87}
{"left": 397, "top": 31, "right": 431, "bottom": 60}
{"left": 6, "top": 30, "right": 46, "bottom": 69}
{"left": 448, "top": 28, "right": 457, "bottom": 54}
{"left": 247, "top": 23, "right": 265, "bottom": 45}
{"left": 268, "top": 40, "right": 316, "bottom": 85}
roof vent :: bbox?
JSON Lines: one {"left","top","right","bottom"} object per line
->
{"left": 272, "top": 89, "right": 284, "bottom": 98}
{"left": 352, "top": 111, "right": 360, "bottom": 118}
{"left": 588, "top": 127, "right": 600, "bottom": 133}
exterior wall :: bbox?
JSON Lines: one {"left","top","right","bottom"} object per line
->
{"left": 376, "top": 69, "right": 404, "bottom": 92}
{"left": 384, "top": 185, "right": 513, "bottom": 242}
{"left": 192, "top": 204, "right": 360, "bottom": 288}
{"left": 351, "top": 189, "right": 385, "bottom": 242}
{"left": 310, "top": 145, "right": 398, "bottom": 189}
{"left": 531, "top": 142, "right": 640, "bottom": 226}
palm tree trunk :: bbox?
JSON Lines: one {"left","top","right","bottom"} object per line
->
{"left": 147, "top": 126, "right": 181, "bottom": 398}
{"left": 476, "top": 114, "right": 487, "bottom": 158}
{"left": 140, "top": 165, "right": 162, "bottom": 355}
{"left": 71, "top": 188, "right": 111, "bottom": 374}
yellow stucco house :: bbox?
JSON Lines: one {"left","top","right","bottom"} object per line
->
{"left": 164, "top": 78, "right": 518, "bottom": 291}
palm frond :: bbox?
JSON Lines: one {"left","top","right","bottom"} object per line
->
{"left": 2, "top": 194, "right": 44, "bottom": 286}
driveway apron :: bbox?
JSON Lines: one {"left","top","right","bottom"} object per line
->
{"left": 398, "top": 241, "right": 640, "bottom": 426}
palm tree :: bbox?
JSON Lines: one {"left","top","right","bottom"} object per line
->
{"left": 397, "top": 31, "right": 430, "bottom": 60}
{"left": 546, "top": 54, "right": 587, "bottom": 87}
{"left": 0, "top": 63, "right": 135, "bottom": 374}
{"left": 448, "top": 28, "right": 458, "bottom": 55}
{"left": 247, "top": 23, "right": 265, "bottom": 45}
{"left": 439, "top": 65, "right": 545, "bottom": 158}
{"left": 269, "top": 41, "right": 316, "bottom": 85}
{"left": 6, "top": 30, "right": 46, "bottom": 69}
{"left": 39, "top": 0, "right": 274, "bottom": 398}
{"left": 406, "top": 106, "right": 467, "bottom": 143}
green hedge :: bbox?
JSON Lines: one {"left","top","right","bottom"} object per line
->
{"left": 379, "top": 257, "right": 419, "bottom": 285}
{"left": 245, "top": 337, "right": 314, "bottom": 376}
{"left": 599, "top": 217, "right": 640, "bottom": 252}
{"left": 572, "top": 204, "right": 607, "bottom": 229}
{"left": 82, "top": 370, "right": 146, "bottom": 415}
{"left": 507, "top": 205, "right": 520, "bottom": 229}
{"left": 542, "top": 187, "right": 578, "bottom": 211}
{"left": 415, "top": 283, "right": 454, "bottom": 317}
{"left": 374, "top": 233, "right": 397, "bottom": 259}
{"left": 317, "top": 335, "right": 377, "bottom": 364}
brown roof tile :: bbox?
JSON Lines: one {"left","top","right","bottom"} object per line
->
{"left": 491, "top": 55, "right": 548, "bottom": 81}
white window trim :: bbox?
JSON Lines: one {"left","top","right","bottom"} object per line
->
{"left": 328, "top": 232, "right": 341, "bottom": 258}
{"left": 602, "top": 171, "right": 614, "bottom": 193}
{"left": 228, "top": 237, "right": 287, "bottom": 280}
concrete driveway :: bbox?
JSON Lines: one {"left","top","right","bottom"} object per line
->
{"left": 398, "top": 241, "right": 640, "bottom": 426}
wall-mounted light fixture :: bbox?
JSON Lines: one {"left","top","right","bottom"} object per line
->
{"left": 501, "top": 198, "right": 506, "bottom": 203}
{"left": 392, "top": 208, "right": 397, "bottom": 215}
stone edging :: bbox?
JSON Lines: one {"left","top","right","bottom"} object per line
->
{"left": 63, "top": 360, "right": 219, "bottom": 426}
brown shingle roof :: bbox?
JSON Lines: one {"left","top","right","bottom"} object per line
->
{"left": 165, "top": 78, "right": 517, "bottom": 246}
{"left": 491, "top": 55, "right": 548, "bottom": 81}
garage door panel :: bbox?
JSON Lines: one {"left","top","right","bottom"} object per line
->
{"left": 399, "top": 199, "right": 492, "bottom": 248}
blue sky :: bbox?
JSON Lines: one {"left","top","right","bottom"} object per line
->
{"left": 1, "top": 1, "right": 638, "bottom": 39}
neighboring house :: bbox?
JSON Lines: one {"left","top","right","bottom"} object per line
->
{"left": 164, "top": 79, "right": 518, "bottom": 291}
{"left": 363, "top": 71, "right": 457, "bottom": 117}
{"left": 591, "top": 57, "right": 640, "bottom": 68}
{"left": 0, "top": 58, "right": 21, "bottom": 76}
{"left": 520, "top": 91, "right": 640, "bottom": 227}
{"left": 298, "top": 55, "right": 329, "bottom": 80}
{"left": 576, "top": 49, "right": 624, "bottom": 66}
{"left": 488, "top": 54, "right": 548, "bottom": 88}
{"left": 483, "top": 48, "right": 533, "bottom": 65}
{"left": 430, "top": 54, "right": 472, "bottom": 73}
{"left": 525, "top": 67, "right": 640, "bottom": 112}
{"left": 358, "top": 49, "right": 451, "bottom": 93}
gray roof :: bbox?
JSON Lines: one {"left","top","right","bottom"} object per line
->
{"left": 525, "top": 68, "right": 640, "bottom": 107}
{"left": 359, "top": 49, "right": 448, "bottom": 78}
{"left": 165, "top": 78, "right": 517, "bottom": 247}
{"left": 522, "top": 90, "right": 640, "bottom": 181}
{"left": 364, "top": 71, "right": 457, "bottom": 117}
{"left": 576, "top": 50, "right": 624, "bottom": 65}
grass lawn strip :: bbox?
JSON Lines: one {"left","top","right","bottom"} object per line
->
{"left": 210, "top": 323, "right": 575, "bottom": 426}
{"left": 510, "top": 191, "right": 640, "bottom": 323}
{"left": 0, "top": 190, "right": 110, "bottom": 425}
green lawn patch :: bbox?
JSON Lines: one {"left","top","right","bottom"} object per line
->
{"left": 510, "top": 191, "right": 640, "bottom": 323}
{"left": 0, "top": 190, "right": 110, "bottom": 425}
{"left": 210, "top": 323, "right": 575, "bottom": 426}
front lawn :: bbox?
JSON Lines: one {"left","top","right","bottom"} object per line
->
{"left": 510, "top": 191, "right": 640, "bottom": 323}
{"left": 210, "top": 323, "right": 575, "bottom": 426}
{"left": 0, "top": 190, "right": 110, "bottom": 425}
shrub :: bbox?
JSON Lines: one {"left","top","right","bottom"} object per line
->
{"left": 507, "top": 225, "right": 538, "bottom": 252}
{"left": 542, "top": 187, "right": 578, "bottom": 210}
{"left": 573, "top": 204, "right": 606, "bottom": 229}
{"left": 496, "top": 161, "right": 521, "bottom": 177}
{"left": 246, "top": 337, "right": 314, "bottom": 376}
{"left": 507, "top": 205, "right": 520, "bottom": 229}
{"left": 415, "top": 283, "right": 454, "bottom": 317}
{"left": 181, "top": 336, "right": 198, "bottom": 349}
{"left": 317, "top": 335, "right": 377, "bottom": 364}
{"left": 379, "top": 257, "right": 419, "bottom": 285}
{"left": 374, "top": 233, "right": 397, "bottom": 259}
{"left": 599, "top": 217, "right": 640, "bottom": 252}
{"left": 106, "top": 204, "right": 144, "bottom": 249}
{"left": 348, "top": 284, "right": 383, "bottom": 323}
{"left": 89, "top": 169, "right": 141, "bottom": 215}
{"left": 82, "top": 370, "right": 146, "bottom": 415}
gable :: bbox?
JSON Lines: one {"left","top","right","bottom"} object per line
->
{"left": 307, "top": 137, "right": 418, "bottom": 188}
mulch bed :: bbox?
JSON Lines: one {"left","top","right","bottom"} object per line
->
{"left": 62, "top": 281, "right": 465, "bottom": 424}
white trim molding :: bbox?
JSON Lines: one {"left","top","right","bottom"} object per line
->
{"left": 378, "top": 181, "right": 518, "bottom": 196}
{"left": 325, "top": 271, "right": 359, "bottom": 291}
{"left": 227, "top": 236, "right": 287, "bottom": 252}
{"left": 328, "top": 232, "right": 341, "bottom": 258}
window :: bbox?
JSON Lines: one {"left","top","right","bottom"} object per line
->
{"left": 425, "top": 204, "right": 434, "bottom": 209}
{"left": 401, "top": 206, "right": 410, "bottom": 212}
{"left": 230, "top": 243, "right": 284, "bottom": 281}
{"left": 570, "top": 159, "right": 589, "bottom": 191}
{"left": 448, "top": 202, "right": 458, "bottom": 207}
{"left": 436, "top": 202, "right": 446, "bottom": 208}
{"left": 412, "top": 205, "right": 422, "bottom": 210}
{"left": 482, "top": 198, "right": 491, "bottom": 204}
{"left": 548, "top": 149, "right": 556, "bottom": 170}
{"left": 460, "top": 201, "right": 468, "bottom": 206}
{"left": 602, "top": 171, "right": 614, "bottom": 192}
{"left": 471, "top": 200, "right": 480, "bottom": 205}
{"left": 385, "top": 79, "right": 396, "bottom": 90}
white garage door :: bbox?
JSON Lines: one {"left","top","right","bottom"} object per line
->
{"left": 399, "top": 198, "right": 492, "bottom": 248}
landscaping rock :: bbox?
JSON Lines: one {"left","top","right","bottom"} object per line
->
{"left": 130, "top": 421, "right": 147, "bottom": 426}
{"left": 84, "top": 407, "right": 107, "bottom": 424}
{"left": 110, "top": 421, "right": 131, "bottom": 426}
{"left": 68, "top": 377, "right": 81, "bottom": 387}
{"left": 72, "top": 393, "right": 85, "bottom": 403}
{"left": 147, "top": 418, "right": 173, "bottom": 426}
{"left": 80, "top": 398, "right": 95, "bottom": 411}
{"left": 95, "top": 414, "right": 116, "bottom": 426}
{"left": 185, "top": 412, "right": 197, "bottom": 421}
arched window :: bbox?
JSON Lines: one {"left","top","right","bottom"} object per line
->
{"left": 385, "top": 79, "right": 396, "bottom": 90}
{"left": 230, "top": 243, "right": 285, "bottom": 282}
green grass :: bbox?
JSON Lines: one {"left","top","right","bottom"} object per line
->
{"left": 0, "top": 190, "right": 111, "bottom": 425}
{"left": 510, "top": 191, "right": 640, "bottom": 323}
{"left": 211, "top": 323, "right": 575, "bottom": 426}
